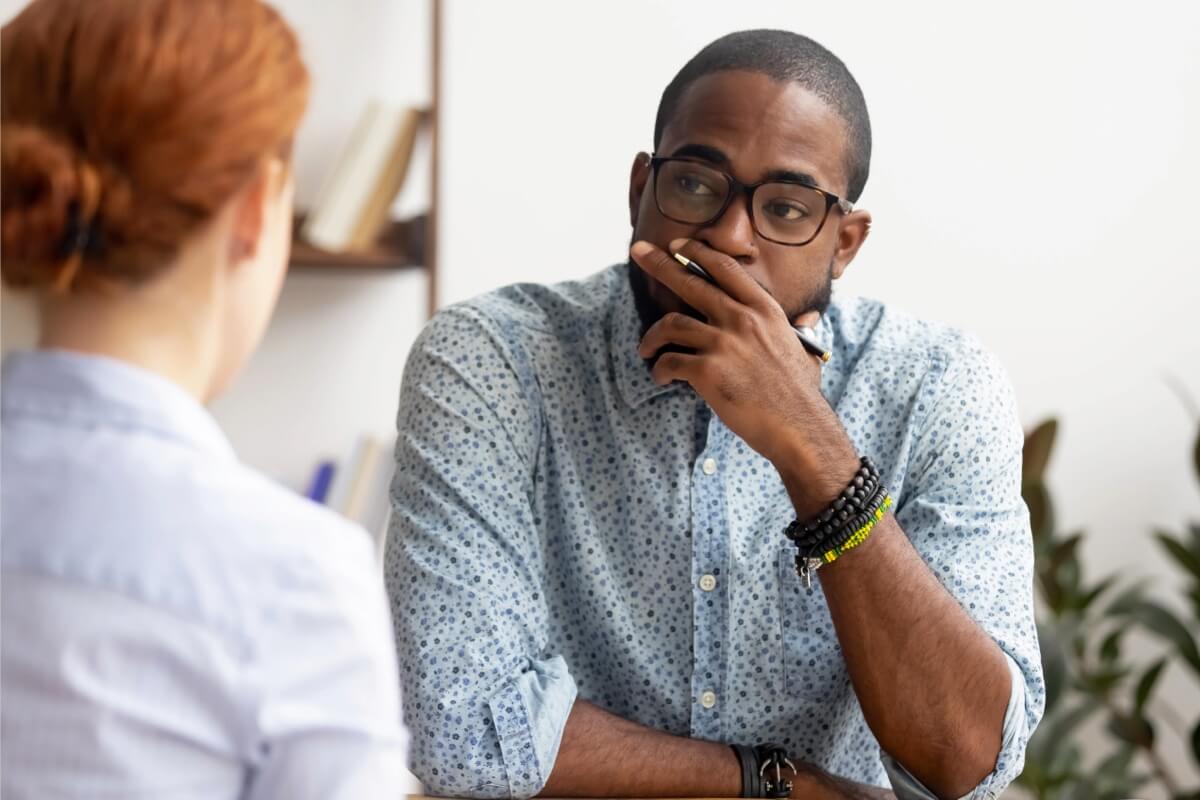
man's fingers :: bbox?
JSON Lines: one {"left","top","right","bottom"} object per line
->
{"left": 669, "top": 238, "right": 775, "bottom": 314}
{"left": 649, "top": 350, "right": 704, "bottom": 387}
{"left": 638, "top": 312, "right": 717, "bottom": 359}
{"left": 791, "top": 310, "right": 822, "bottom": 330}
{"left": 630, "top": 240, "right": 734, "bottom": 321}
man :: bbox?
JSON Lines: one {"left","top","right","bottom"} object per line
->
{"left": 386, "top": 29, "right": 1043, "bottom": 800}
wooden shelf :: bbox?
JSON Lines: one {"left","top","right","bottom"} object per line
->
{"left": 285, "top": 0, "right": 439, "bottom": 320}
{"left": 289, "top": 213, "right": 426, "bottom": 271}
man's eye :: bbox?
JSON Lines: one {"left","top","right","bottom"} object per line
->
{"left": 677, "top": 175, "right": 717, "bottom": 195}
{"left": 763, "top": 200, "right": 811, "bottom": 220}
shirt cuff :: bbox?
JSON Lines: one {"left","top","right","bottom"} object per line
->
{"left": 880, "top": 653, "right": 1029, "bottom": 800}
{"left": 485, "top": 654, "right": 578, "bottom": 798}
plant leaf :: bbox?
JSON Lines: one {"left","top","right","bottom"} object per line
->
{"left": 1193, "top": 715, "right": 1200, "bottom": 768}
{"left": 1134, "top": 658, "right": 1167, "bottom": 712}
{"left": 1076, "top": 665, "right": 1130, "bottom": 693}
{"left": 1128, "top": 600, "right": 1200, "bottom": 675}
{"left": 1025, "top": 482, "right": 1055, "bottom": 545}
{"left": 1104, "top": 582, "right": 1149, "bottom": 617}
{"left": 1156, "top": 530, "right": 1200, "bottom": 580}
{"left": 1024, "top": 419, "right": 1059, "bottom": 483}
{"left": 1077, "top": 574, "right": 1118, "bottom": 612}
{"left": 1099, "top": 628, "right": 1123, "bottom": 664}
{"left": 1092, "top": 750, "right": 1150, "bottom": 800}
{"left": 1038, "top": 621, "right": 1069, "bottom": 714}
{"left": 1193, "top": 423, "right": 1200, "bottom": 485}
{"left": 1107, "top": 710, "right": 1154, "bottom": 748}
{"left": 1026, "top": 698, "right": 1100, "bottom": 769}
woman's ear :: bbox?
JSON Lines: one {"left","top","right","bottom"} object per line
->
{"left": 628, "top": 152, "right": 652, "bottom": 228}
{"left": 227, "top": 159, "right": 284, "bottom": 266}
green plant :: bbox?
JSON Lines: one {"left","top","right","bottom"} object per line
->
{"left": 1016, "top": 417, "right": 1200, "bottom": 800}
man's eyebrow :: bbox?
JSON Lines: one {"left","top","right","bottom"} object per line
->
{"left": 666, "top": 143, "right": 821, "bottom": 188}
{"left": 667, "top": 143, "right": 728, "bottom": 164}
{"left": 764, "top": 168, "right": 819, "bottom": 188}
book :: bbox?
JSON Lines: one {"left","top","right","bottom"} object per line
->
{"left": 301, "top": 102, "right": 425, "bottom": 253}
{"left": 324, "top": 436, "right": 368, "bottom": 513}
{"left": 347, "top": 108, "right": 425, "bottom": 251}
{"left": 341, "top": 437, "right": 383, "bottom": 522}
{"left": 304, "top": 460, "right": 337, "bottom": 504}
{"left": 323, "top": 433, "right": 396, "bottom": 557}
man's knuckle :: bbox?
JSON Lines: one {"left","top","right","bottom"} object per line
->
{"left": 733, "top": 310, "right": 759, "bottom": 334}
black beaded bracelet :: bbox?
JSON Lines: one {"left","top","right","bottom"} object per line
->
{"left": 783, "top": 456, "right": 892, "bottom": 588}
{"left": 784, "top": 458, "right": 879, "bottom": 545}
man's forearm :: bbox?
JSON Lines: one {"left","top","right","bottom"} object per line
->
{"left": 538, "top": 699, "right": 895, "bottom": 799}
{"left": 538, "top": 699, "right": 740, "bottom": 797}
{"left": 816, "top": 514, "right": 1011, "bottom": 798}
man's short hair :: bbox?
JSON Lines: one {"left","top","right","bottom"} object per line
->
{"left": 654, "top": 29, "right": 872, "bottom": 203}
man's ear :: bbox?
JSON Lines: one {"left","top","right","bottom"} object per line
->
{"left": 628, "top": 152, "right": 652, "bottom": 227}
{"left": 830, "top": 209, "right": 871, "bottom": 280}
{"left": 227, "top": 161, "right": 281, "bottom": 266}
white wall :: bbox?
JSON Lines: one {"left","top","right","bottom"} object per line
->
{"left": 436, "top": 0, "right": 1200, "bottom": 793}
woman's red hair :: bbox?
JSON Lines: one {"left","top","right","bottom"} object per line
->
{"left": 1, "top": 0, "right": 309, "bottom": 292}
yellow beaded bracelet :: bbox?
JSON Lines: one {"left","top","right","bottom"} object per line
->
{"left": 820, "top": 494, "right": 893, "bottom": 565}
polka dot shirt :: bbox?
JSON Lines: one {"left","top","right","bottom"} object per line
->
{"left": 385, "top": 263, "right": 1044, "bottom": 798}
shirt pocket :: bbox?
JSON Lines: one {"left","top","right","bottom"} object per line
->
{"left": 776, "top": 547, "right": 850, "bottom": 699}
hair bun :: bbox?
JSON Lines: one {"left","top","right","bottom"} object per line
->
{"left": 1, "top": 123, "right": 101, "bottom": 290}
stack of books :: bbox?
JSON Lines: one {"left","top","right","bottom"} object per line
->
{"left": 305, "top": 434, "right": 396, "bottom": 556}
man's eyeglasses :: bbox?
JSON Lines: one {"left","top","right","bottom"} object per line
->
{"left": 649, "top": 156, "right": 853, "bottom": 247}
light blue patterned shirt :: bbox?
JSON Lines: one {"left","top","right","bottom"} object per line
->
{"left": 385, "top": 263, "right": 1044, "bottom": 798}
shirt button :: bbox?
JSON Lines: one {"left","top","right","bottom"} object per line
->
{"left": 698, "top": 574, "right": 717, "bottom": 592}
{"left": 702, "top": 458, "right": 717, "bottom": 475}
{"left": 700, "top": 690, "right": 717, "bottom": 709}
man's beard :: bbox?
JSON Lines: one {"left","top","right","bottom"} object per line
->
{"left": 626, "top": 257, "right": 834, "bottom": 340}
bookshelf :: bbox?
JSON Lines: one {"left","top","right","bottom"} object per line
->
{"left": 288, "top": 0, "right": 442, "bottom": 319}
{"left": 289, "top": 214, "right": 426, "bottom": 272}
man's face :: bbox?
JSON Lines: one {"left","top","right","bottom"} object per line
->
{"left": 628, "top": 70, "right": 870, "bottom": 324}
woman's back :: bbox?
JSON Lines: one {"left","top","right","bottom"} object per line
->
{"left": 1, "top": 351, "right": 403, "bottom": 798}
{"left": 0, "top": 1, "right": 406, "bottom": 796}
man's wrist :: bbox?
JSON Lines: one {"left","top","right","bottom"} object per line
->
{"left": 772, "top": 425, "right": 860, "bottom": 522}
{"left": 790, "top": 761, "right": 898, "bottom": 799}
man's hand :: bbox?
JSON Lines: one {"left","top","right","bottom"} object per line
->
{"left": 630, "top": 237, "right": 859, "bottom": 518}
{"left": 790, "top": 764, "right": 898, "bottom": 799}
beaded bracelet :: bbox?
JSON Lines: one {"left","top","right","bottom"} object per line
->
{"left": 783, "top": 457, "right": 893, "bottom": 588}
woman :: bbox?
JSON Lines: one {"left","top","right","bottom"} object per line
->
{"left": 0, "top": 1, "right": 404, "bottom": 797}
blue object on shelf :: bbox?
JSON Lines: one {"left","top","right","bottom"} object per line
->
{"left": 305, "top": 460, "right": 337, "bottom": 504}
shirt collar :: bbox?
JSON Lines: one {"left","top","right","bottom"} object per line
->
{"left": 609, "top": 263, "right": 684, "bottom": 409}
{"left": 1, "top": 349, "right": 236, "bottom": 461}
{"left": 608, "top": 263, "right": 839, "bottom": 409}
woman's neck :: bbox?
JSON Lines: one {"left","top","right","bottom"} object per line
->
{"left": 37, "top": 273, "right": 222, "bottom": 402}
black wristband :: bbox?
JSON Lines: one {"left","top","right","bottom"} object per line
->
{"left": 754, "top": 742, "right": 795, "bottom": 798}
{"left": 730, "top": 743, "right": 760, "bottom": 797}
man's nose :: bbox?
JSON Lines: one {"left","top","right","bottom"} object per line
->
{"left": 696, "top": 190, "right": 755, "bottom": 264}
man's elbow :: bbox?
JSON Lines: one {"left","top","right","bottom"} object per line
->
{"left": 409, "top": 738, "right": 515, "bottom": 799}
{"left": 927, "top": 736, "right": 1001, "bottom": 799}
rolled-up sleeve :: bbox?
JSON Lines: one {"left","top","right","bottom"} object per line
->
{"left": 883, "top": 653, "right": 1030, "bottom": 799}
{"left": 890, "top": 335, "right": 1046, "bottom": 798}
{"left": 384, "top": 307, "right": 576, "bottom": 798}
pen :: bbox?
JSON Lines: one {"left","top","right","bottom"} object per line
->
{"left": 672, "top": 252, "right": 832, "bottom": 363}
